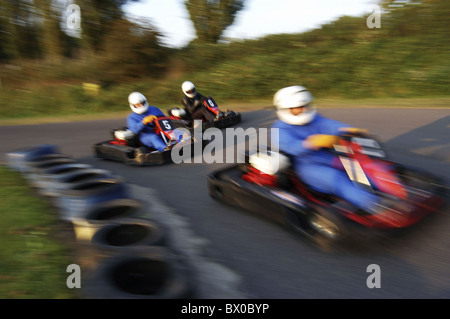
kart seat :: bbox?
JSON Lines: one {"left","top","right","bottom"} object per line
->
{"left": 242, "top": 151, "right": 292, "bottom": 187}
{"left": 112, "top": 128, "right": 140, "bottom": 147}
{"left": 248, "top": 151, "right": 291, "bottom": 175}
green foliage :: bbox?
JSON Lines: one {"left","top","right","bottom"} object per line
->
{"left": 0, "top": 0, "right": 449, "bottom": 120}
{"left": 75, "top": 0, "right": 136, "bottom": 53}
{"left": 176, "top": 1, "right": 450, "bottom": 100}
{"left": 185, "top": 0, "right": 245, "bottom": 44}
{"left": 97, "top": 18, "right": 171, "bottom": 85}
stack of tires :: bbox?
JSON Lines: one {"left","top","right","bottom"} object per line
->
{"left": 5, "top": 145, "right": 195, "bottom": 299}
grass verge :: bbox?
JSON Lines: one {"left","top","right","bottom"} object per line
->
{"left": 0, "top": 165, "right": 77, "bottom": 299}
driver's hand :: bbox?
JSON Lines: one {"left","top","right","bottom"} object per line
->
{"left": 142, "top": 115, "right": 157, "bottom": 125}
{"left": 338, "top": 127, "right": 368, "bottom": 135}
{"left": 303, "top": 134, "right": 339, "bottom": 150}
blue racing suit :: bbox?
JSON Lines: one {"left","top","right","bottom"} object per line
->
{"left": 127, "top": 106, "right": 167, "bottom": 152}
{"left": 271, "top": 113, "right": 379, "bottom": 212}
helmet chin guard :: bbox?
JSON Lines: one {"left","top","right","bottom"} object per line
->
{"left": 276, "top": 104, "right": 317, "bottom": 125}
{"left": 274, "top": 86, "right": 316, "bottom": 125}
{"left": 129, "top": 102, "right": 148, "bottom": 114}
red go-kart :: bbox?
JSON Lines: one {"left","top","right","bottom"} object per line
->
{"left": 207, "top": 131, "right": 448, "bottom": 249}
{"left": 168, "top": 96, "right": 241, "bottom": 130}
{"left": 93, "top": 116, "right": 197, "bottom": 166}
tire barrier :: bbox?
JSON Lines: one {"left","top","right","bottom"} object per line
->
{"left": 71, "top": 198, "right": 146, "bottom": 242}
{"left": 55, "top": 178, "right": 130, "bottom": 222}
{"left": 74, "top": 217, "right": 167, "bottom": 278}
{"left": 6, "top": 144, "right": 62, "bottom": 173}
{"left": 24, "top": 153, "right": 75, "bottom": 174}
{"left": 30, "top": 163, "right": 92, "bottom": 195}
{"left": 84, "top": 198, "right": 145, "bottom": 221}
{"left": 4, "top": 144, "right": 195, "bottom": 299}
{"left": 91, "top": 218, "right": 166, "bottom": 249}
{"left": 26, "top": 158, "right": 81, "bottom": 184}
{"left": 42, "top": 168, "right": 117, "bottom": 198}
{"left": 82, "top": 248, "right": 194, "bottom": 299}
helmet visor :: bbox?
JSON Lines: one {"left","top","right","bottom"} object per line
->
{"left": 132, "top": 102, "right": 145, "bottom": 108}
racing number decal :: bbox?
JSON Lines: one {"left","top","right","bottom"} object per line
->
{"left": 204, "top": 98, "right": 218, "bottom": 108}
{"left": 160, "top": 119, "right": 175, "bottom": 131}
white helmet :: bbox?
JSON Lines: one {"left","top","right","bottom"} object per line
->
{"left": 182, "top": 81, "right": 197, "bottom": 98}
{"left": 128, "top": 92, "right": 149, "bottom": 114}
{"left": 274, "top": 86, "right": 316, "bottom": 125}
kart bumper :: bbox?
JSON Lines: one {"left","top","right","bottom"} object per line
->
{"left": 347, "top": 195, "right": 445, "bottom": 229}
{"left": 93, "top": 139, "right": 201, "bottom": 166}
{"left": 211, "top": 112, "right": 241, "bottom": 129}
{"left": 93, "top": 141, "right": 171, "bottom": 165}
{"left": 344, "top": 188, "right": 447, "bottom": 229}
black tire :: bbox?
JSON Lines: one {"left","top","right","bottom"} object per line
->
{"left": 82, "top": 248, "right": 195, "bottom": 299}
{"left": 91, "top": 218, "right": 166, "bottom": 249}
{"left": 74, "top": 217, "right": 167, "bottom": 279}
{"left": 84, "top": 198, "right": 145, "bottom": 222}
{"left": 6, "top": 144, "right": 60, "bottom": 173}
{"left": 36, "top": 162, "right": 92, "bottom": 176}
{"left": 24, "top": 157, "right": 78, "bottom": 184}
{"left": 55, "top": 179, "right": 130, "bottom": 221}
{"left": 21, "top": 154, "right": 73, "bottom": 175}
{"left": 71, "top": 198, "right": 145, "bottom": 240}
{"left": 43, "top": 168, "right": 115, "bottom": 198}
{"left": 30, "top": 163, "right": 92, "bottom": 190}
{"left": 54, "top": 168, "right": 114, "bottom": 184}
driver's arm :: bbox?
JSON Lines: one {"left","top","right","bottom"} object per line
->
{"left": 127, "top": 114, "right": 146, "bottom": 134}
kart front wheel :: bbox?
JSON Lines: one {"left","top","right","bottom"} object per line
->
{"left": 308, "top": 210, "right": 342, "bottom": 241}
{"left": 306, "top": 207, "right": 349, "bottom": 249}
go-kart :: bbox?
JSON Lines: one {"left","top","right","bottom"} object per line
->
{"left": 93, "top": 116, "right": 197, "bottom": 166}
{"left": 207, "top": 132, "right": 447, "bottom": 248}
{"left": 168, "top": 96, "right": 241, "bottom": 130}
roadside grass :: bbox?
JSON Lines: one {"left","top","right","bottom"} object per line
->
{"left": 0, "top": 165, "right": 77, "bottom": 299}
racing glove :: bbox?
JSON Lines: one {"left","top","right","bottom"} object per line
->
{"left": 142, "top": 115, "right": 157, "bottom": 125}
{"left": 303, "top": 134, "right": 339, "bottom": 150}
{"left": 338, "top": 127, "right": 368, "bottom": 135}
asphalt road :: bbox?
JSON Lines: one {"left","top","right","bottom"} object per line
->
{"left": 1, "top": 107, "right": 450, "bottom": 299}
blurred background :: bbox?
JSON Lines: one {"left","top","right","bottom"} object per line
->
{"left": 0, "top": 0, "right": 449, "bottom": 300}
{"left": 0, "top": 0, "right": 449, "bottom": 119}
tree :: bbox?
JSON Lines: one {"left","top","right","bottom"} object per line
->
{"left": 98, "top": 18, "right": 169, "bottom": 84}
{"left": 378, "top": 0, "right": 450, "bottom": 37}
{"left": 75, "top": 0, "right": 139, "bottom": 54}
{"left": 34, "top": 0, "right": 64, "bottom": 61}
{"left": 185, "top": 0, "right": 245, "bottom": 44}
{"left": 0, "top": 0, "right": 42, "bottom": 60}
{"left": 0, "top": 0, "right": 19, "bottom": 60}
